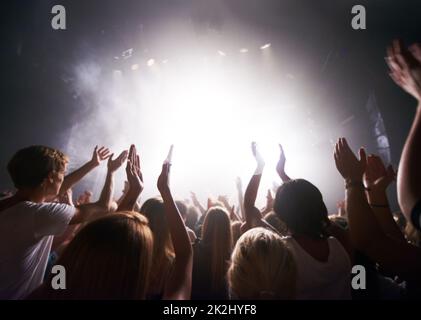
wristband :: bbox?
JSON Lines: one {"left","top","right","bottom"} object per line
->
{"left": 345, "top": 180, "right": 365, "bottom": 190}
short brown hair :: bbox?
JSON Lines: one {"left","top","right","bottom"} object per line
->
{"left": 7, "top": 145, "right": 68, "bottom": 189}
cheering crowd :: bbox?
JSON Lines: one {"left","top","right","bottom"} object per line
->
{"left": 1, "top": 40, "right": 421, "bottom": 300}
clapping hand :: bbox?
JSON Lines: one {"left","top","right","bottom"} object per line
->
{"left": 251, "top": 142, "right": 265, "bottom": 175}
{"left": 90, "top": 146, "right": 111, "bottom": 167}
{"left": 158, "top": 146, "right": 173, "bottom": 193}
{"left": 126, "top": 145, "right": 144, "bottom": 194}
{"left": 364, "top": 154, "right": 396, "bottom": 192}
{"left": 334, "top": 138, "right": 366, "bottom": 182}
{"left": 386, "top": 40, "right": 421, "bottom": 101}
{"left": 107, "top": 150, "right": 129, "bottom": 173}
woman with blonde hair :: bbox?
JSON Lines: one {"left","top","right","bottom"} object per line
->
{"left": 140, "top": 197, "right": 175, "bottom": 299}
{"left": 192, "top": 206, "right": 233, "bottom": 299}
{"left": 228, "top": 227, "right": 296, "bottom": 299}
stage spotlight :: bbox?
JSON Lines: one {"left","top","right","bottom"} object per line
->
{"left": 239, "top": 48, "right": 248, "bottom": 53}
{"left": 131, "top": 64, "right": 139, "bottom": 71}
{"left": 260, "top": 43, "right": 271, "bottom": 50}
{"left": 217, "top": 50, "right": 226, "bottom": 56}
{"left": 147, "top": 58, "right": 155, "bottom": 67}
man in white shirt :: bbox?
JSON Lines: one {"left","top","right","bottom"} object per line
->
{"left": 0, "top": 145, "right": 127, "bottom": 299}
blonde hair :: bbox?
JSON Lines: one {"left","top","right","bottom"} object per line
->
{"left": 228, "top": 227, "right": 296, "bottom": 300}
{"left": 41, "top": 211, "right": 153, "bottom": 299}
{"left": 202, "top": 206, "right": 233, "bottom": 293}
{"left": 140, "top": 197, "right": 175, "bottom": 296}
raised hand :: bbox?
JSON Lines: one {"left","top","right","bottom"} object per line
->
{"left": 266, "top": 189, "right": 274, "bottom": 211}
{"left": 190, "top": 191, "right": 200, "bottom": 207}
{"left": 276, "top": 143, "right": 291, "bottom": 182}
{"left": 157, "top": 145, "right": 174, "bottom": 193}
{"left": 90, "top": 146, "right": 112, "bottom": 167}
{"left": 218, "top": 195, "right": 231, "bottom": 211}
{"left": 386, "top": 40, "right": 421, "bottom": 101}
{"left": 364, "top": 154, "right": 396, "bottom": 192}
{"left": 251, "top": 142, "right": 265, "bottom": 175}
{"left": 276, "top": 144, "right": 286, "bottom": 175}
{"left": 334, "top": 138, "right": 366, "bottom": 182}
{"left": 107, "top": 150, "right": 129, "bottom": 173}
{"left": 126, "top": 145, "right": 144, "bottom": 194}
{"left": 336, "top": 200, "right": 346, "bottom": 217}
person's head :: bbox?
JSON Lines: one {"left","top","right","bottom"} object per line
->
{"left": 274, "top": 179, "right": 329, "bottom": 239}
{"left": 7, "top": 146, "right": 68, "bottom": 198}
{"left": 140, "top": 197, "right": 174, "bottom": 259}
{"left": 44, "top": 211, "right": 153, "bottom": 299}
{"left": 185, "top": 205, "right": 200, "bottom": 230}
{"left": 175, "top": 200, "right": 188, "bottom": 222}
{"left": 228, "top": 227, "right": 296, "bottom": 300}
{"left": 202, "top": 206, "right": 233, "bottom": 292}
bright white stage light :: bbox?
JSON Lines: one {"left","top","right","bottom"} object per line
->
{"left": 70, "top": 43, "right": 335, "bottom": 209}
{"left": 131, "top": 64, "right": 139, "bottom": 71}
{"left": 217, "top": 50, "right": 226, "bottom": 56}
{"left": 239, "top": 48, "right": 249, "bottom": 53}
{"left": 260, "top": 43, "right": 271, "bottom": 50}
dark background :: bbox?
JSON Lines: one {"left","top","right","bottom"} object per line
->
{"left": 1, "top": 0, "right": 420, "bottom": 210}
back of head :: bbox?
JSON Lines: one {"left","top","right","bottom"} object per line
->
{"left": 201, "top": 206, "right": 233, "bottom": 292}
{"left": 185, "top": 205, "right": 200, "bottom": 230}
{"left": 43, "top": 211, "right": 153, "bottom": 299}
{"left": 140, "top": 197, "right": 173, "bottom": 257}
{"left": 228, "top": 227, "right": 296, "bottom": 300}
{"left": 175, "top": 200, "right": 188, "bottom": 220}
{"left": 140, "top": 197, "right": 174, "bottom": 295}
{"left": 274, "top": 179, "right": 329, "bottom": 239}
{"left": 7, "top": 145, "right": 68, "bottom": 189}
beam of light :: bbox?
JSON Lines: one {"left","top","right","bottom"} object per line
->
{"left": 260, "top": 43, "right": 271, "bottom": 50}
{"left": 239, "top": 48, "right": 249, "bottom": 53}
{"left": 69, "top": 40, "right": 340, "bottom": 210}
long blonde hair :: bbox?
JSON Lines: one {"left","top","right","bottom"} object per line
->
{"left": 140, "top": 197, "right": 175, "bottom": 295}
{"left": 201, "top": 206, "right": 233, "bottom": 293}
{"left": 40, "top": 211, "right": 153, "bottom": 299}
{"left": 228, "top": 227, "right": 296, "bottom": 300}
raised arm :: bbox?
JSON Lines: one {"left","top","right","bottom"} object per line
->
{"left": 235, "top": 177, "right": 245, "bottom": 221}
{"left": 158, "top": 149, "right": 193, "bottom": 300}
{"left": 190, "top": 191, "right": 206, "bottom": 216}
{"left": 364, "top": 154, "right": 406, "bottom": 242}
{"left": 240, "top": 143, "right": 279, "bottom": 234}
{"left": 243, "top": 142, "right": 265, "bottom": 227}
{"left": 334, "top": 137, "right": 421, "bottom": 281}
{"left": 276, "top": 144, "right": 291, "bottom": 182}
{"left": 59, "top": 146, "right": 111, "bottom": 196}
{"left": 69, "top": 150, "right": 128, "bottom": 225}
{"left": 118, "top": 145, "right": 144, "bottom": 211}
{"left": 386, "top": 40, "right": 421, "bottom": 228}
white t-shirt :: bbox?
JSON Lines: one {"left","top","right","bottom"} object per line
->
{"left": 284, "top": 236, "right": 352, "bottom": 300}
{"left": 0, "top": 201, "right": 76, "bottom": 300}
